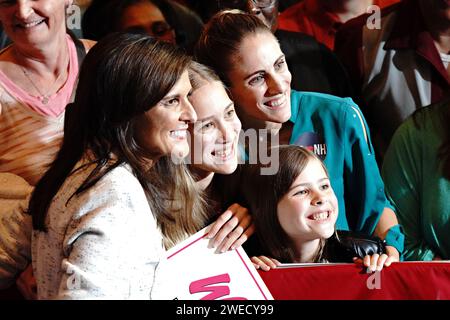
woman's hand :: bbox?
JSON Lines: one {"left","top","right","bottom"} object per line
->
{"left": 353, "top": 246, "right": 399, "bottom": 272}
{"left": 206, "top": 203, "right": 255, "bottom": 253}
{"left": 251, "top": 256, "right": 281, "bottom": 271}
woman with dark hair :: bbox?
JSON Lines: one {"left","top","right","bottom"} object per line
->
{"left": 0, "top": 0, "right": 94, "bottom": 186}
{"left": 382, "top": 98, "right": 450, "bottom": 261}
{"left": 197, "top": 0, "right": 354, "bottom": 96}
{"left": 28, "top": 32, "right": 206, "bottom": 299}
{"left": 194, "top": 10, "right": 403, "bottom": 261}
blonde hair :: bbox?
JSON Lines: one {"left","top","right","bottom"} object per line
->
{"left": 149, "top": 157, "right": 211, "bottom": 249}
{"left": 158, "top": 63, "right": 221, "bottom": 248}
{"left": 188, "top": 61, "right": 222, "bottom": 91}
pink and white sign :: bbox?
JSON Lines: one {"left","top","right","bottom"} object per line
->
{"left": 153, "top": 228, "right": 273, "bottom": 300}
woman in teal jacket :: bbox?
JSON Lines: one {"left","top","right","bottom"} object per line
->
{"left": 195, "top": 10, "right": 404, "bottom": 263}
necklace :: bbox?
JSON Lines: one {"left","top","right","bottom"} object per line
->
{"left": 20, "top": 59, "right": 69, "bottom": 105}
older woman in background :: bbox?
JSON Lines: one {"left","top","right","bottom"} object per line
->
{"left": 0, "top": 0, "right": 94, "bottom": 299}
{"left": 0, "top": 0, "right": 94, "bottom": 185}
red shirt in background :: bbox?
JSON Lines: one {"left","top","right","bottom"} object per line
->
{"left": 278, "top": 0, "right": 400, "bottom": 50}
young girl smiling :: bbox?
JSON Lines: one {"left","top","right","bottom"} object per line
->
{"left": 241, "top": 145, "right": 392, "bottom": 272}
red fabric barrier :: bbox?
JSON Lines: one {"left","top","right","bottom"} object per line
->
{"left": 258, "top": 262, "right": 450, "bottom": 300}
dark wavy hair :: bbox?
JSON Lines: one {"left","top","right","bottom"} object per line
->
{"left": 194, "top": 9, "right": 272, "bottom": 87}
{"left": 240, "top": 145, "right": 330, "bottom": 262}
{"left": 29, "top": 33, "right": 208, "bottom": 247}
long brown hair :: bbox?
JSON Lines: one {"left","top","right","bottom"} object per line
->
{"left": 152, "top": 157, "right": 210, "bottom": 249}
{"left": 240, "top": 145, "right": 330, "bottom": 262}
{"left": 28, "top": 33, "right": 208, "bottom": 249}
